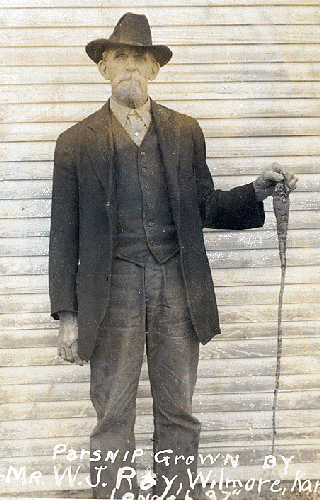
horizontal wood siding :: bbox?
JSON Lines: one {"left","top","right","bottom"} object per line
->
{"left": 0, "top": 0, "right": 319, "bottom": 496}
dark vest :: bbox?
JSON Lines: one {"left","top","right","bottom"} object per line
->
{"left": 112, "top": 114, "right": 179, "bottom": 265}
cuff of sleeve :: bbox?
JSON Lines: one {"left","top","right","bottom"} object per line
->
{"left": 51, "top": 310, "right": 78, "bottom": 320}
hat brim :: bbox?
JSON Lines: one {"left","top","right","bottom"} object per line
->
{"left": 85, "top": 39, "right": 173, "bottom": 67}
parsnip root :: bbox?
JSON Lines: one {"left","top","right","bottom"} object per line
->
{"left": 271, "top": 181, "right": 291, "bottom": 455}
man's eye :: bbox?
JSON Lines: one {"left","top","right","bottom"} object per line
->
{"left": 135, "top": 54, "right": 146, "bottom": 60}
{"left": 115, "top": 53, "right": 126, "bottom": 58}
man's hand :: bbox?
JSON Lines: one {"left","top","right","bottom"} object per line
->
{"left": 58, "top": 311, "right": 83, "bottom": 365}
{"left": 253, "top": 162, "right": 298, "bottom": 202}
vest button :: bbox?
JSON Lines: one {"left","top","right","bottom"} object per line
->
{"left": 141, "top": 167, "right": 147, "bottom": 173}
{"left": 148, "top": 222, "right": 154, "bottom": 227}
{"left": 140, "top": 151, "right": 146, "bottom": 156}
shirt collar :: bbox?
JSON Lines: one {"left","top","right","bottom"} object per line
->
{"left": 110, "top": 96, "right": 152, "bottom": 129}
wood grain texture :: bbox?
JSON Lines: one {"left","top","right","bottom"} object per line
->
{"left": 0, "top": 320, "right": 319, "bottom": 352}
{"left": 1, "top": 159, "right": 319, "bottom": 181}
{"left": 1, "top": 249, "right": 319, "bottom": 281}
{"left": 1, "top": 210, "right": 319, "bottom": 239}
{"left": 2, "top": 99, "right": 320, "bottom": 123}
{"left": 0, "top": 228, "right": 319, "bottom": 255}
{"left": 1, "top": 390, "right": 320, "bottom": 422}
{"left": 2, "top": 174, "right": 318, "bottom": 198}
{"left": 1, "top": 356, "right": 319, "bottom": 386}
{"left": 2, "top": 409, "right": 320, "bottom": 441}
{"left": 3, "top": 82, "right": 320, "bottom": 104}
{"left": 1, "top": 136, "right": 320, "bottom": 162}
{"left": 1, "top": 63, "right": 320, "bottom": 86}
{"left": 2, "top": 25, "right": 320, "bottom": 47}
{"left": 2, "top": 44, "right": 320, "bottom": 66}
{"left": 1, "top": 7, "right": 320, "bottom": 28}
{"left": 2, "top": 117, "right": 320, "bottom": 142}
{"left": 2, "top": 373, "right": 320, "bottom": 404}
{"left": 1, "top": 338, "right": 320, "bottom": 368}
{"left": 1, "top": 0, "right": 319, "bottom": 7}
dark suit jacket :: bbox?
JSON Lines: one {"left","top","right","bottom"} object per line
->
{"left": 49, "top": 99, "right": 265, "bottom": 360}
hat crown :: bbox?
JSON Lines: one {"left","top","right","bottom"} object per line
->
{"left": 85, "top": 12, "right": 172, "bottom": 66}
{"left": 109, "top": 13, "right": 152, "bottom": 47}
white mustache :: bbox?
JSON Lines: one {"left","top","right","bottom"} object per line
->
{"left": 115, "top": 73, "right": 143, "bottom": 85}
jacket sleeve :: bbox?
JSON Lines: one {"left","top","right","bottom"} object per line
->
{"left": 192, "top": 120, "right": 265, "bottom": 230}
{"left": 49, "top": 131, "right": 79, "bottom": 319}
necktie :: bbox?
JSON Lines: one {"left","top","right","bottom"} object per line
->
{"left": 125, "top": 110, "right": 147, "bottom": 145}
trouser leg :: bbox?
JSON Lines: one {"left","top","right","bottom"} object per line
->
{"left": 90, "top": 259, "right": 145, "bottom": 499}
{"left": 145, "top": 255, "right": 201, "bottom": 499}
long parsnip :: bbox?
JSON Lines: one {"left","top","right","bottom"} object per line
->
{"left": 271, "top": 180, "right": 291, "bottom": 454}
{"left": 273, "top": 181, "right": 291, "bottom": 268}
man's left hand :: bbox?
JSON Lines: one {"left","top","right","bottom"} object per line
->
{"left": 253, "top": 162, "right": 298, "bottom": 202}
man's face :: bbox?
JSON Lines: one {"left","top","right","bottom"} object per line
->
{"left": 98, "top": 46, "right": 160, "bottom": 108}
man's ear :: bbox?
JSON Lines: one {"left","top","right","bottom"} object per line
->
{"left": 98, "top": 60, "right": 110, "bottom": 81}
{"left": 149, "top": 61, "right": 160, "bottom": 82}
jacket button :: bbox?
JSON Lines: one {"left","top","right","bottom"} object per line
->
{"left": 105, "top": 202, "right": 110, "bottom": 208}
{"left": 140, "top": 151, "right": 146, "bottom": 156}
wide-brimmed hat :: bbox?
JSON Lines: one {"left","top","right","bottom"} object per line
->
{"left": 85, "top": 12, "right": 173, "bottom": 67}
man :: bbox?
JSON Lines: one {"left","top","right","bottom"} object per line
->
{"left": 49, "top": 12, "right": 297, "bottom": 499}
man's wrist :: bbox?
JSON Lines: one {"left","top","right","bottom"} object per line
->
{"left": 58, "top": 310, "right": 78, "bottom": 320}
{"left": 253, "top": 180, "right": 268, "bottom": 202}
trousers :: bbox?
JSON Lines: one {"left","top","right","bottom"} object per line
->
{"left": 90, "top": 253, "right": 201, "bottom": 499}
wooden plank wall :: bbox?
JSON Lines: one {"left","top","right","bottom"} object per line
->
{"left": 0, "top": 0, "right": 319, "bottom": 496}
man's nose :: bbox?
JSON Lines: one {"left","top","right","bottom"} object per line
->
{"left": 126, "top": 55, "right": 137, "bottom": 71}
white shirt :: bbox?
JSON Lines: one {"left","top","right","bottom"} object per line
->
{"left": 110, "top": 96, "right": 151, "bottom": 146}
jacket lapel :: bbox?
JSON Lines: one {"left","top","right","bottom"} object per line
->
{"left": 151, "top": 100, "right": 181, "bottom": 220}
{"left": 86, "top": 101, "right": 115, "bottom": 201}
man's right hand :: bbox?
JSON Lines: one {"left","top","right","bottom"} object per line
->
{"left": 58, "top": 311, "right": 83, "bottom": 365}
